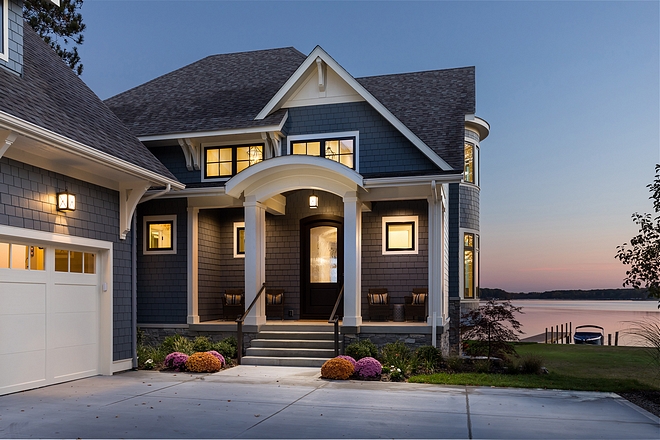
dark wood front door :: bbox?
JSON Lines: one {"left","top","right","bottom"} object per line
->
{"left": 301, "top": 215, "right": 343, "bottom": 319}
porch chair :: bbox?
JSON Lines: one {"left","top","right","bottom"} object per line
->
{"left": 223, "top": 288, "right": 245, "bottom": 320}
{"left": 265, "top": 288, "right": 285, "bottom": 320}
{"left": 368, "top": 288, "right": 391, "bottom": 321}
{"left": 404, "top": 287, "right": 428, "bottom": 322}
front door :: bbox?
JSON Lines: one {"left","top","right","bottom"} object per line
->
{"left": 301, "top": 216, "right": 343, "bottom": 319}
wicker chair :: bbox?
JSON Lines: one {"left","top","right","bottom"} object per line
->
{"left": 404, "top": 288, "right": 428, "bottom": 321}
{"left": 265, "top": 288, "right": 285, "bottom": 320}
{"left": 368, "top": 288, "right": 391, "bottom": 321}
{"left": 223, "top": 288, "right": 245, "bottom": 320}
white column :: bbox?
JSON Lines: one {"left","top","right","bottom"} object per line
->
{"left": 428, "top": 196, "right": 444, "bottom": 325}
{"left": 244, "top": 195, "right": 267, "bottom": 326}
{"left": 187, "top": 207, "right": 200, "bottom": 324}
{"left": 343, "top": 191, "right": 362, "bottom": 327}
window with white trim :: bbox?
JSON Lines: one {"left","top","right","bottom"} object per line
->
{"left": 233, "top": 222, "right": 245, "bottom": 258}
{"left": 1, "top": 0, "right": 8, "bottom": 62}
{"left": 290, "top": 136, "right": 355, "bottom": 169}
{"left": 382, "top": 216, "right": 418, "bottom": 255}
{"left": 464, "top": 141, "right": 480, "bottom": 186}
{"left": 143, "top": 215, "right": 177, "bottom": 255}
{"left": 204, "top": 144, "right": 263, "bottom": 178}
{"left": 0, "top": 242, "right": 45, "bottom": 270}
{"left": 463, "top": 232, "right": 479, "bottom": 299}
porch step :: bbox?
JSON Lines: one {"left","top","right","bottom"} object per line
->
{"left": 242, "top": 323, "right": 339, "bottom": 367}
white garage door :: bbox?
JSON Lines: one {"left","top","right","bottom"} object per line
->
{"left": 0, "top": 242, "right": 101, "bottom": 395}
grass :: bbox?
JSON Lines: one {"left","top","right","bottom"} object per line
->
{"left": 409, "top": 343, "right": 660, "bottom": 393}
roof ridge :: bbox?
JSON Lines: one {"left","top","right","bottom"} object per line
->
{"left": 357, "top": 65, "right": 475, "bottom": 81}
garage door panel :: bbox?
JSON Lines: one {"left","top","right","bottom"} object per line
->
{"left": 50, "top": 284, "right": 98, "bottom": 314}
{"left": 0, "top": 282, "right": 46, "bottom": 315}
{"left": 0, "top": 350, "right": 46, "bottom": 392}
{"left": 0, "top": 314, "right": 46, "bottom": 354}
{"left": 50, "top": 344, "right": 98, "bottom": 380}
{"left": 47, "top": 311, "right": 98, "bottom": 348}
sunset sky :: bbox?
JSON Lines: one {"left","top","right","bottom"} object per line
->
{"left": 78, "top": 1, "right": 659, "bottom": 293}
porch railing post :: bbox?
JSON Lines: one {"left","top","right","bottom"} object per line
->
{"left": 237, "top": 321, "right": 243, "bottom": 365}
{"left": 334, "top": 319, "right": 339, "bottom": 356}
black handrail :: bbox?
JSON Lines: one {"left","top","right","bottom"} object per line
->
{"left": 236, "top": 282, "right": 266, "bottom": 365}
{"left": 328, "top": 284, "right": 344, "bottom": 357}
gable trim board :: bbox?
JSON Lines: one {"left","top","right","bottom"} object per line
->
{"left": 137, "top": 120, "right": 288, "bottom": 143}
{"left": 256, "top": 46, "right": 454, "bottom": 171}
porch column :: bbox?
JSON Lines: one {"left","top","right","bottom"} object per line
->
{"left": 343, "top": 191, "right": 362, "bottom": 327}
{"left": 427, "top": 190, "right": 446, "bottom": 326}
{"left": 244, "top": 195, "right": 267, "bottom": 326}
{"left": 187, "top": 207, "right": 200, "bottom": 324}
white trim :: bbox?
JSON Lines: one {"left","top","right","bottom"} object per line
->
{"left": 382, "top": 216, "right": 419, "bottom": 255}
{"left": 143, "top": 215, "right": 177, "bottom": 255}
{"left": 137, "top": 117, "right": 287, "bottom": 142}
{"left": 0, "top": 0, "right": 8, "bottom": 63}
{"left": 459, "top": 228, "right": 480, "bottom": 300}
{"left": 233, "top": 222, "right": 245, "bottom": 259}
{"left": 0, "top": 111, "right": 184, "bottom": 190}
{"left": 255, "top": 46, "right": 453, "bottom": 171}
{"left": 200, "top": 140, "right": 266, "bottom": 183}
{"left": 364, "top": 173, "right": 462, "bottom": 189}
{"left": 112, "top": 359, "right": 133, "bottom": 373}
{"left": 465, "top": 115, "right": 490, "bottom": 141}
{"left": 187, "top": 208, "right": 199, "bottom": 324}
{"left": 287, "top": 130, "right": 360, "bottom": 172}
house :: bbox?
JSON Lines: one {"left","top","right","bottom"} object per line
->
{"left": 0, "top": 0, "right": 183, "bottom": 395}
{"left": 106, "top": 45, "right": 489, "bottom": 362}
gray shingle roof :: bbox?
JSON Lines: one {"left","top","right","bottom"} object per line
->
{"left": 0, "top": 26, "right": 177, "bottom": 181}
{"left": 105, "top": 48, "right": 308, "bottom": 137}
{"left": 357, "top": 67, "right": 475, "bottom": 171}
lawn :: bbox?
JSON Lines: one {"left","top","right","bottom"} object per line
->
{"left": 409, "top": 343, "right": 660, "bottom": 393}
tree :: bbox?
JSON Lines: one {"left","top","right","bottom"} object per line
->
{"left": 23, "top": 0, "right": 85, "bottom": 75}
{"left": 460, "top": 299, "right": 523, "bottom": 361}
{"left": 616, "top": 164, "right": 660, "bottom": 306}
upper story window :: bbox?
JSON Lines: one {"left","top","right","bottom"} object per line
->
{"left": 204, "top": 144, "right": 263, "bottom": 179}
{"left": 464, "top": 141, "right": 479, "bottom": 185}
{"left": 463, "top": 232, "right": 479, "bottom": 299}
{"left": 1, "top": 0, "right": 7, "bottom": 62}
{"left": 291, "top": 136, "right": 355, "bottom": 169}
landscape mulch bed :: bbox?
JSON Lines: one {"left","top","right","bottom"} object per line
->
{"left": 620, "top": 391, "right": 660, "bottom": 417}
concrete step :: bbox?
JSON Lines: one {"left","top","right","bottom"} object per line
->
{"left": 246, "top": 347, "right": 336, "bottom": 358}
{"left": 260, "top": 324, "right": 335, "bottom": 333}
{"left": 241, "top": 356, "right": 329, "bottom": 367}
{"left": 250, "top": 339, "right": 337, "bottom": 349}
{"left": 257, "top": 331, "right": 335, "bottom": 340}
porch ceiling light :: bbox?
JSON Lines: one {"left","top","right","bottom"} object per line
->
{"left": 309, "top": 191, "right": 319, "bottom": 209}
{"left": 57, "top": 188, "right": 76, "bottom": 212}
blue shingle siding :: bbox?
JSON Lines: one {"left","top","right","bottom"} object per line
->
{"left": 0, "top": 157, "right": 133, "bottom": 361}
{"left": 148, "top": 145, "right": 200, "bottom": 185}
{"left": 198, "top": 208, "right": 244, "bottom": 321}
{"left": 459, "top": 184, "right": 479, "bottom": 230}
{"left": 283, "top": 102, "right": 440, "bottom": 177}
{"left": 448, "top": 183, "right": 460, "bottom": 299}
{"left": 361, "top": 200, "right": 428, "bottom": 319}
{"left": 136, "top": 198, "right": 188, "bottom": 324}
{"left": 0, "top": 0, "right": 23, "bottom": 75}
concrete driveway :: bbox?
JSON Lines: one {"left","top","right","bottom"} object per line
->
{"left": 0, "top": 366, "right": 658, "bottom": 439}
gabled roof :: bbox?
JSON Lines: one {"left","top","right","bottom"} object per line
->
{"left": 0, "top": 26, "right": 177, "bottom": 181}
{"left": 105, "top": 47, "right": 308, "bottom": 137}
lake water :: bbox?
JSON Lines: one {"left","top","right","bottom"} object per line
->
{"left": 507, "top": 300, "right": 659, "bottom": 346}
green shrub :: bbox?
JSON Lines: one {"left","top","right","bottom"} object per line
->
{"left": 519, "top": 354, "right": 544, "bottom": 375}
{"left": 161, "top": 334, "right": 194, "bottom": 355}
{"left": 192, "top": 336, "right": 214, "bottom": 352}
{"left": 380, "top": 341, "right": 415, "bottom": 374}
{"left": 345, "top": 339, "right": 378, "bottom": 361}
{"left": 473, "top": 359, "right": 491, "bottom": 374}
{"left": 415, "top": 345, "right": 442, "bottom": 374}
{"left": 137, "top": 344, "right": 166, "bottom": 369}
{"left": 502, "top": 355, "right": 521, "bottom": 375}
{"left": 212, "top": 338, "right": 237, "bottom": 360}
{"left": 446, "top": 355, "right": 466, "bottom": 372}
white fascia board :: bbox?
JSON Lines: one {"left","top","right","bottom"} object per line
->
{"left": 364, "top": 174, "right": 463, "bottom": 189}
{"left": 465, "top": 114, "right": 490, "bottom": 141}
{"left": 49, "top": 0, "right": 61, "bottom": 5}
{"left": 0, "top": 110, "right": 184, "bottom": 190}
{"left": 138, "top": 117, "right": 288, "bottom": 143}
{"left": 149, "top": 186, "right": 228, "bottom": 199}
{"left": 256, "top": 46, "right": 454, "bottom": 171}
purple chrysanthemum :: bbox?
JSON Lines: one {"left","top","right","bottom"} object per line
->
{"left": 164, "top": 352, "right": 189, "bottom": 371}
{"left": 336, "top": 355, "right": 357, "bottom": 367}
{"left": 354, "top": 357, "right": 382, "bottom": 378}
{"left": 206, "top": 350, "right": 225, "bottom": 366}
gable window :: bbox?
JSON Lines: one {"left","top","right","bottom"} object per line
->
{"left": 143, "top": 215, "right": 177, "bottom": 255}
{"left": 291, "top": 137, "right": 355, "bottom": 169}
{"left": 233, "top": 222, "right": 245, "bottom": 258}
{"left": 204, "top": 144, "right": 263, "bottom": 179}
{"left": 464, "top": 232, "right": 479, "bottom": 299}
{"left": 382, "top": 216, "right": 418, "bottom": 255}
{"left": 1, "top": 0, "right": 7, "bottom": 62}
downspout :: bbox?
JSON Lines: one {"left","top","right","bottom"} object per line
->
{"left": 431, "top": 180, "right": 438, "bottom": 347}
{"left": 139, "top": 183, "right": 171, "bottom": 204}
{"left": 132, "top": 214, "right": 137, "bottom": 369}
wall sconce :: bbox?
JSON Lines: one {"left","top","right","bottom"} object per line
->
{"left": 309, "top": 191, "right": 319, "bottom": 209}
{"left": 57, "top": 188, "right": 76, "bottom": 212}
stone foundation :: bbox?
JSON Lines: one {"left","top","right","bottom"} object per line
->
{"left": 449, "top": 298, "right": 462, "bottom": 355}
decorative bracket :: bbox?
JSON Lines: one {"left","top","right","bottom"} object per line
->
{"left": 0, "top": 130, "right": 18, "bottom": 159}
{"left": 178, "top": 138, "right": 200, "bottom": 171}
{"left": 119, "top": 180, "right": 152, "bottom": 240}
{"left": 316, "top": 57, "right": 326, "bottom": 96}
{"left": 261, "top": 132, "right": 282, "bottom": 159}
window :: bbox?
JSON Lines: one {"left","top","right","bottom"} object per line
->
{"left": 0, "top": 242, "right": 45, "bottom": 270}
{"left": 204, "top": 144, "right": 263, "bottom": 178}
{"left": 1, "top": 0, "right": 7, "bottom": 62}
{"left": 464, "top": 233, "right": 479, "bottom": 299}
{"left": 233, "top": 222, "right": 245, "bottom": 258}
{"left": 55, "top": 249, "right": 96, "bottom": 274}
{"left": 291, "top": 137, "right": 355, "bottom": 169}
{"left": 143, "top": 215, "right": 177, "bottom": 255}
{"left": 464, "top": 142, "right": 474, "bottom": 183}
{"left": 382, "top": 216, "right": 418, "bottom": 255}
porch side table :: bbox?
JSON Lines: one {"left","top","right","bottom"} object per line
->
{"left": 392, "top": 304, "right": 405, "bottom": 322}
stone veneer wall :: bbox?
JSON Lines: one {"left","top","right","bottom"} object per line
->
{"left": 343, "top": 328, "right": 449, "bottom": 356}
{"left": 0, "top": 157, "right": 133, "bottom": 361}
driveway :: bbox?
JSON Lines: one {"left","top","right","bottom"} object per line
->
{"left": 0, "top": 366, "right": 658, "bottom": 439}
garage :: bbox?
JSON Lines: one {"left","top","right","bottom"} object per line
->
{"left": 0, "top": 228, "right": 113, "bottom": 396}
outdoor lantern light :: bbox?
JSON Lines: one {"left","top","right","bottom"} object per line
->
{"left": 309, "top": 191, "right": 319, "bottom": 209}
{"left": 57, "top": 188, "right": 76, "bottom": 212}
